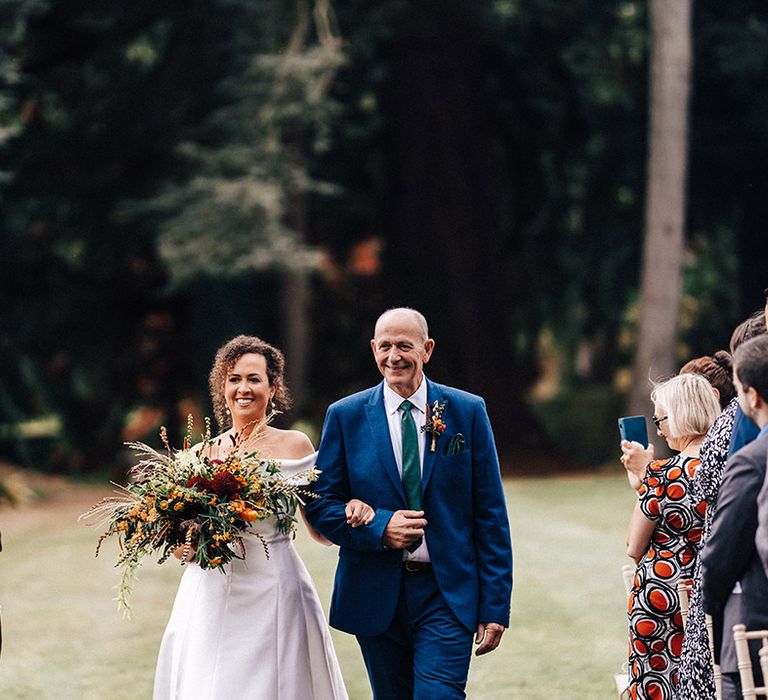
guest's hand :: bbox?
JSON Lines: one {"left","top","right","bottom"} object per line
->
{"left": 620, "top": 440, "right": 654, "bottom": 492}
{"left": 382, "top": 510, "right": 427, "bottom": 549}
{"left": 345, "top": 499, "right": 375, "bottom": 527}
{"left": 475, "top": 622, "right": 505, "bottom": 655}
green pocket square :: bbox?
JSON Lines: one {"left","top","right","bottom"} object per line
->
{"left": 447, "top": 433, "right": 466, "bottom": 455}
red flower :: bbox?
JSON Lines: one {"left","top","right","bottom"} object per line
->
{"left": 187, "top": 476, "right": 213, "bottom": 491}
{"left": 211, "top": 470, "right": 240, "bottom": 498}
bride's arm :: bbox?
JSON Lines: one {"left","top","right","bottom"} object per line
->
{"left": 300, "top": 507, "right": 333, "bottom": 545}
{"left": 299, "top": 498, "right": 375, "bottom": 545}
{"left": 281, "top": 430, "right": 336, "bottom": 545}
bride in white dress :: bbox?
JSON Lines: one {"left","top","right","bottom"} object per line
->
{"left": 153, "top": 336, "right": 371, "bottom": 700}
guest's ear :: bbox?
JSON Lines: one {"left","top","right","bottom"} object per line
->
{"left": 748, "top": 386, "right": 763, "bottom": 413}
{"left": 423, "top": 338, "right": 435, "bottom": 363}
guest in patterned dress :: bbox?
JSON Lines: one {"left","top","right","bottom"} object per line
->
{"left": 675, "top": 353, "right": 737, "bottom": 700}
{"left": 621, "top": 373, "right": 721, "bottom": 699}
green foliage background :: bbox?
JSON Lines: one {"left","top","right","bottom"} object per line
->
{"left": 1, "top": 0, "right": 767, "bottom": 472}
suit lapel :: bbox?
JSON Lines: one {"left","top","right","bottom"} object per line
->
{"left": 365, "top": 382, "right": 407, "bottom": 503}
{"left": 421, "top": 379, "right": 444, "bottom": 494}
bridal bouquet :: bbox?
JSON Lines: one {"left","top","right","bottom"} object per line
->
{"left": 81, "top": 417, "right": 319, "bottom": 613}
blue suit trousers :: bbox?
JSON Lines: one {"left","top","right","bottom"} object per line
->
{"left": 356, "top": 567, "right": 474, "bottom": 700}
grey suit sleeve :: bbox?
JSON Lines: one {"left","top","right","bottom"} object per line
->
{"left": 701, "top": 448, "right": 762, "bottom": 615}
{"left": 756, "top": 467, "right": 768, "bottom": 579}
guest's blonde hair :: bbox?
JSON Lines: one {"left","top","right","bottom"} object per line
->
{"left": 650, "top": 373, "right": 721, "bottom": 439}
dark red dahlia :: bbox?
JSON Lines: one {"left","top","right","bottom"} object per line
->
{"left": 210, "top": 470, "right": 240, "bottom": 498}
{"left": 187, "top": 476, "right": 213, "bottom": 491}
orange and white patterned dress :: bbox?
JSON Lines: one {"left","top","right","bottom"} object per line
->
{"left": 627, "top": 455, "right": 706, "bottom": 700}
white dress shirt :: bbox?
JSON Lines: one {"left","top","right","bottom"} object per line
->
{"left": 383, "top": 377, "right": 431, "bottom": 562}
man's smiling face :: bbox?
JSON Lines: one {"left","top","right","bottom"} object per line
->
{"left": 371, "top": 311, "right": 434, "bottom": 398}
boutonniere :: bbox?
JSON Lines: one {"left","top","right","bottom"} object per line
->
{"left": 421, "top": 400, "right": 447, "bottom": 452}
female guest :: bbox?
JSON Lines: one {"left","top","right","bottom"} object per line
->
{"left": 674, "top": 353, "right": 737, "bottom": 699}
{"left": 621, "top": 373, "right": 720, "bottom": 699}
{"left": 154, "top": 335, "right": 370, "bottom": 700}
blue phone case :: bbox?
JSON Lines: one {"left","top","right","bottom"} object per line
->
{"left": 618, "top": 415, "right": 649, "bottom": 447}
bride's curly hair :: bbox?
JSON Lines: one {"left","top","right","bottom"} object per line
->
{"left": 208, "top": 335, "right": 292, "bottom": 431}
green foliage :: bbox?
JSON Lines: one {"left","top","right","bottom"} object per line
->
{"left": 531, "top": 383, "right": 626, "bottom": 466}
{"left": 124, "top": 1, "right": 344, "bottom": 286}
{"left": 2, "top": 0, "right": 768, "bottom": 471}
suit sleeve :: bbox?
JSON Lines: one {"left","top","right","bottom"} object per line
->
{"left": 756, "top": 472, "right": 768, "bottom": 579}
{"left": 701, "top": 449, "right": 762, "bottom": 616}
{"left": 303, "top": 405, "right": 393, "bottom": 551}
{"left": 471, "top": 399, "right": 513, "bottom": 627}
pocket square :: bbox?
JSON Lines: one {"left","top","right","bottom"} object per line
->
{"left": 447, "top": 433, "right": 466, "bottom": 455}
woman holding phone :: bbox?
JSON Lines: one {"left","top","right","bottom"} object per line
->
{"left": 620, "top": 373, "right": 720, "bottom": 700}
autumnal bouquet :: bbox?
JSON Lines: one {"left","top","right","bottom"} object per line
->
{"left": 81, "top": 417, "right": 319, "bottom": 613}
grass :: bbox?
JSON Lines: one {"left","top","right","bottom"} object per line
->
{"left": 0, "top": 473, "right": 635, "bottom": 699}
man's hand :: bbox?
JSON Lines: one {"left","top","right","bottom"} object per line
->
{"left": 474, "top": 622, "right": 505, "bottom": 656}
{"left": 382, "top": 510, "right": 427, "bottom": 549}
{"left": 345, "top": 499, "right": 375, "bottom": 527}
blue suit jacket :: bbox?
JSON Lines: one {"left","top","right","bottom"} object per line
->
{"left": 728, "top": 405, "right": 760, "bottom": 457}
{"left": 304, "top": 379, "right": 513, "bottom": 637}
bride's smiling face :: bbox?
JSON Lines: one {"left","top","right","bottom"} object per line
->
{"left": 224, "top": 353, "right": 274, "bottom": 428}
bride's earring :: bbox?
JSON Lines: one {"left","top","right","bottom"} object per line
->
{"left": 267, "top": 397, "right": 274, "bottom": 414}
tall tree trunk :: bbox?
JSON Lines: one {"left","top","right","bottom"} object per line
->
{"left": 629, "top": 0, "right": 692, "bottom": 426}
{"left": 282, "top": 271, "right": 309, "bottom": 416}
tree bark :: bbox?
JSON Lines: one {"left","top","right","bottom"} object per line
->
{"left": 282, "top": 271, "right": 309, "bottom": 416}
{"left": 629, "top": 0, "right": 692, "bottom": 423}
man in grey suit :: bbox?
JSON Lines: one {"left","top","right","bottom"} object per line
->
{"left": 702, "top": 333, "right": 768, "bottom": 699}
{"left": 755, "top": 290, "right": 768, "bottom": 576}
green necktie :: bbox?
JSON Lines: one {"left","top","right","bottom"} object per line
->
{"left": 400, "top": 400, "right": 421, "bottom": 510}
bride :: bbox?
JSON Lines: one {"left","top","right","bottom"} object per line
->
{"left": 153, "top": 335, "right": 370, "bottom": 700}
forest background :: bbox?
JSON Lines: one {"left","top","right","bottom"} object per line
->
{"left": 1, "top": 0, "right": 767, "bottom": 478}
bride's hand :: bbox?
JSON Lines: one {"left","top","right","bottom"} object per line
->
{"left": 173, "top": 545, "right": 196, "bottom": 562}
{"left": 345, "top": 499, "right": 375, "bottom": 528}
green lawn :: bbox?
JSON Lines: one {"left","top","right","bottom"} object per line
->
{"left": 0, "top": 474, "right": 635, "bottom": 699}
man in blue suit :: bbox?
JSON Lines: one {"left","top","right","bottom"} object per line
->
{"left": 305, "top": 307, "right": 513, "bottom": 699}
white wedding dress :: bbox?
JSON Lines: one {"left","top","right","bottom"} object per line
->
{"left": 153, "top": 453, "right": 348, "bottom": 700}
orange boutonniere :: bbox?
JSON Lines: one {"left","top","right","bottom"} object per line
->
{"left": 421, "top": 400, "right": 447, "bottom": 452}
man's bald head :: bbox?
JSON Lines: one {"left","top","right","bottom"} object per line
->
{"left": 373, "top": 308, "right": 429, "bottom": 342}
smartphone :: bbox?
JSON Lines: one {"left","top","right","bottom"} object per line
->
{"left": 618, "top": 415, "right": 649, "bottom": 447}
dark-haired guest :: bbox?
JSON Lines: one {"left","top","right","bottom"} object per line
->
{"left": 702, "top": 334, "right": 768, "bottom": 700}
{"left": 675, "top": 352, "right": 738, "bottom": 699}
{"left": 727, "top": 310, "right": 765, "bottom": 458}
{"left": 756, "top": 289, "right": 768, "bottom": 578}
